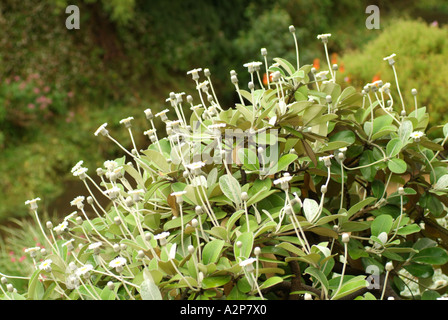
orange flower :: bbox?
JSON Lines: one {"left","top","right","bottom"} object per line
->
{"left": 263, "top": 73, "right": 273, "bottom": 86}
{"left": 313, "top": 58, "right": 320, "bottom": 70}
{"left": 331, "top": 53, "right": 338, "bottom": 65}
{"left": 339, "top": 62, "right": 345, "bottom": 73}
{"left": 372, "top": 73, "right": 381, "bottom": 83}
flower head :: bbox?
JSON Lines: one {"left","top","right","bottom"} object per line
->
{"left": 119, "top": 116, "right": 134, "bottom": 128}
{"left": 155, "top": 109, "right": 170, "bottom": 121}
{"left": 185, "top": 161, "right": 206, "bottom": 172}
{"left": 273, "top": 174, "right": 293, "bottom": 186}
{"left": 25, "top": 198, "right": 41, "bottom": 210}
{"left": 76, "top": 264, "right": 94, "bottom": 277}
{"left": 319, "top": 154, "right": 334, "bottom": 167}
{"left": 109, "top": 256, "right": 126, "bottom": 269}
{"left": 187, "top": 68, "right": 202, "bottom": 81}
{"left": 39, "top": 259, "right": 53, "bottom": 272}
{"left": 317, "top": 33, "right": 331, "bottom": 43}
{"left": 154, "top": 231, "right": 170, "bottom": 241}
{"left": 239, "top": 257, "right": 257, "bottom": 268}
{"left": 53, "top": 220, "right": 69, "bottom": 234}
{"left": 383, "top": 53, "right": 397, "bottom": 65}
{"left": 243, "top": 61, "right": 263, "bottom": 73}
{"left": 411, "top": 131, "right": 424, "bottom": 142}
{"left": 88, "top": 242, "right": 102, "bottom": 250}
{"left": 72, "top": 167, "right": 88, "bottom": 179}
{"left": 71, "top": 160, "right": 84, "bottom": 173}
{"left": 70, "top": 196, "right": 85, "bottom": 209}
{"left": 94, "top": 123, "right": 108, "bottom": 137}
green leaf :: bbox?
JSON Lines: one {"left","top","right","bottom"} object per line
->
{"left": 331, "top": 275, "right": 368, "bottom": 300}
{"left": 397, "top": 224, "right": 421, "bottom": 236}
{"left": 399, "top": 119, "right": 413, "bottom": 142}
{"left": 219, "top": 174, "right": 242, "bottom": 207}
{"left": 434, "top": 174, "right": 448, "bottom": 190}
{"left": 403, "top": 263, "right": 434, "bottom": 278}
{"left": 388, "top": 158, "right": 407, "bottom": 174}
{"left": 268, "top": 153, "right": 298, "bottom": 175}
{"left": 141, "top": 149, "right": 171, "bottom": 172}
{"left": 234, "top": 232, "right": 254, "bottom": 260}
{"left": 329, "top": 130, "right": 356, "bottom": 145}
{"left": 28, "top": 269, "right": 44, "bottom": 300}
{"left": 412, "top": 247, "right": 448, "bottom": 265}
{"left": 226, "top": 210, "right": 245, "bottom": 233}
{"left": 371, "top": 214, "right": 394, "bottom": 237}
{"left": 202, "top": 239, "right": 225, "bottom": 265}
{"left": 237, "top": 148, "right": 259, "bottom": 171}
{"left": 372, "top": 114, "right": 394, "bottom": 136}
{"left": 386, "top": 138, "right": 403, "bottom": 158}
{"left": 360, "top": 150, "right": 376, "bottom": 181}
{"left": 202, "top": 275, "right": 232, "bottom": 289}
{"left": 303, "top": 198, "right": 320, "bottom": 223}
{"left": 346, "top": 197, "right": 376, "bottom": 219}
{"left": 274, "top": 57, "right": 296, "bottom": 76}
{"left": 421, "top": 290, "right": 441, "bottom": 300}
{"left": 305, "top": 266, "right": 329, "bottom": 295}
{"left": 259, "top": 276, "right": 284, "bottom": 290}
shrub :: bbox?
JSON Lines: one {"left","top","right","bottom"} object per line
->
{"left": 2, "top": 27, "right": 448, "bottom": 301}
{"left": 339, "top": 19, "right": 448, "bottom": 124}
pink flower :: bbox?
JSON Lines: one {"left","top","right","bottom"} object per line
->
{"left": 43, "top": 86, "right": 50, "bottom": 93}
{"left": 67, "top": 91, "right": 74, "bottom": 98}
{"left": 28, "top": 103, "right": 35, "bottom": 110}
{"left": 19, "top": 82, "right": 27, "bottom": 90}
{"left": 33, "top": 87, "right": 40, "bottom": 94}
{"left": 19, "top": 256, "right": 26, "bottom": 263}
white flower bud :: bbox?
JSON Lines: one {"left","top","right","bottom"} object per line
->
{"left": 411, "top": 88, "right": 418, "bottom": 96}
{"left": 241, "top": 192, "right": 249, "bottom": 202}
{"left": 261, "top": 48, "right": 267, "bottom": 56}
{"left": 321, "top": 185, "right": 328, "bottom": 194}
{"left": 46, "top": 221, "right": 53, "bottom": 229}
{"left": 195, "top": 206, "right": 203, "bottom": 215}
{"left": 289, "top": 25, "right": 296, "bottom": 33}
{"left": 341, "top": 232, "right": 350, "bottom": 243}
{"left": 254, "top": 247, "right": 261, "bottom": 256}
{"left": 385, "top": 261, "right": 394, "bottom": 272}
{"left": 107, "top": 281, "right": 115, "bottom": 290}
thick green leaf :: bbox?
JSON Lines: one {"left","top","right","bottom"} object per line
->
{"left": 329, "top": 130, "right": 356, "bottom": 145}
{"left": 219, "top": 174, "right": 242, "bottom": 207}
{"left": 346, "top": 197, "right": 376, "bottom": 219}
{"left": 331, "top": 275, "right": 368, "bottom": 300}
{"left": 371, "top": 214, "right": 394, "bottom": 237}
{"left": 202, "top": 275, "right": 231, "bottom": 289}
{"left": 305, "top": 266, "right": 329, "bottom": 295}
{"left": 404, "top": 263, "right": 434, "bottom": 278}
{"left": 259, "top": 276, "right": 284, "bottom": 290}
{"left": 202, "top": 239, "right": 225, "bottom": 265}
{"left": 386, "top": 138, "right": 403, "bottom": 158}
{"left": 234, "top": 232, "right": 254, "bottom": 260}
{"left": 388, "top": 158, "right": 407, "bottom": 174}
{"left": 303, "top": 198, "right": 320, "bottom": 223}
{"left": 268, "top": 153, "right": 298, "bottom": 175}
{"left": 412, "top": 247, "right": 448, "bottom": 265}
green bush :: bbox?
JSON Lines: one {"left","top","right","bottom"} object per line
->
{"left": 340, "top": 19, "right": 448, "bottom": 123}
{"left": 2, "top": 26, "right": 448, "bottom": 301}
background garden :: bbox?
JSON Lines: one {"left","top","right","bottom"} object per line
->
{"left": 1, "top": 0, "right": 448, "bottom": 294}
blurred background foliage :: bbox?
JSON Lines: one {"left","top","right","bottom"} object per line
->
{"left": 0, "top": 0, "right": 447, "bottom": 229}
